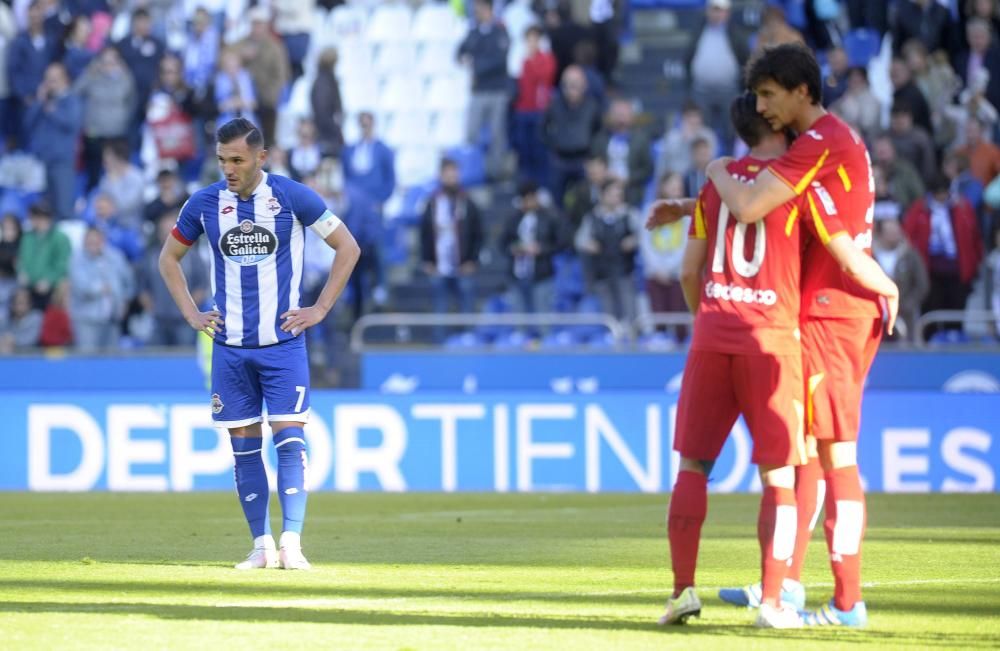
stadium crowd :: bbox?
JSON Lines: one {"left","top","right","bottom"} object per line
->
{"left": 1, "top": 0, "right": 999, "bottom": 358}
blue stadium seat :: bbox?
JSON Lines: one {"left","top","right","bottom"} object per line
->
{"left": 540, "top": 328, "right": 583, "bottom": 349}
{"left": 844, "top": 28, "right": 882, "bottom": 67}
{"left": 475, "top": 294, "right": 515, "bottom": 342}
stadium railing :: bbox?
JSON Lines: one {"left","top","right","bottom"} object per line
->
{"left": 916, "top": 310, "right": 998, "bottom": 346}
{"left": 349, "top": 312, "right": 629, "bottom": 351}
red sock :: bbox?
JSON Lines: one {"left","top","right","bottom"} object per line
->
{"left": 788, "top": 456, "right": 824, "bottom": 582}
{"left": 758, "top": 485, "right": 796, "bottom": 604}
{"left": 823, "top": 466, "right": 866, "bottom": 611}
{"left": 668, "top": 470, "right": 708, "bottom": 598}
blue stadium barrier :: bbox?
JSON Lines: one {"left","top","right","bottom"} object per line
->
{"left": 2, "top": 390, "right": 996, "bottom": 493}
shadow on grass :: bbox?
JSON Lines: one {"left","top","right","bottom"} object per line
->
{"left": 1, "top": 600, "right": 998, "bottom": 647}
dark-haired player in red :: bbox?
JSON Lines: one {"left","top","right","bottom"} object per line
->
{"left": 657, "top": 93, "right": 806, "bottom": 630}
{"left": 701, "top": 44, "right": 898, "bottom": 628}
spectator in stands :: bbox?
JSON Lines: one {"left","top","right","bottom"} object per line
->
{"left": 335, "top": 164, "right": 387, "bottom": 320}
{"left": 943, "top": 152, "right": 985, "bottom": 217}
{"left": 115, "top": 8, "right": 164, "bottom": 138}
{"left": 38, "top": 280, "right": 72, "bottom": 347}
{"left": 88, "top": 192, "right": 143, "bottom": 263}
{"left": 822, "top": 46, "right": 850, "bottom": 107}
{"left": 69, "top": 226, "right": 131, "bottom": 352}
{"left": 953, "top": 18, "right": 1000, "bottom": 118}
{"left": 640, "top": 171, "right": 688, "bottom": 340}
{"left": 903, "top": 173, "right": 984, "bottom": 335}
{"left": 61, "top": 14, "right": 95, "bottom": 81}
{"left": 589, "top": 0, "right": 620, "bottom": 84}
{"left": 889, "top": 102, "right": 938, "bottom": 185}
{"left": 513, "top": 25, "right": 556, "bottom": 187}
{"left": 75, "top": 45, "right": 135, "bottom": 191}
{"left": 831, "top": 66, "right": 882, "bottom": 141}
{"left": 873, "top": 163, "right": 903, "bottom": 223}
{"left": 182, "top": 7, "right": 218, "bottom": 96}
{"left": 17, "top": 200, "right": 70, "bottom": 309}
{"left": 0, "top": 213, "right": 20, "bottom": 318}
{"left": 892, "top": 0, "right": 953, "bottom": 57}
{"left": 97, "top": 139, "right": 145, "bottom": 232}
{"left": 753, "top": 4, "right": 804, "bottom": 54}
{"left": 266, "top": 145, "right": 292, "bottom": 178}
{"left": 214, "top": 46, "right": 257, "bottom": 127}
{"left": 989, "top": 227, "right": 1000, "bottom": 338}
{"left": 420, "top": 158, "right": 483, "bottom": 318}
{"left": 685, "top": 0, "right": 748, "bottom": 149}
{"left": 874, "top": 135, "right": 926, "bottom": 211}
{"left": 891, "top": 57, "right": 934, "bottom": 135}
{"left": 288, "top": 118, "right": 324, "bottom": 182}
{"left": 310, "top": 47, "right": 343, "bottom": 157}
{"left": 564, "top": 153, "right": 608, "bottom": 232}
{"left": 0, "top": 286, "right": 42, "bottom": 353}
{"left": 301, "top": 172, "right": 343, "bottom": 382}
{"left": 592, "top": 97, "right": 652, "bottom": 208}
{"left": 24, "top": 62, "right": 81, "bottom": 222}
{"left": 144, "top": 168, "right": 188, "bottom": 226}
{"left": 571, "top": 38, "right": 605, "bottom": 106}
{"left": 240, "top": 7, "right": 289, "bottom": 146}
{"left": 902, "top": 39, "right": 961, "bottom": 148}
{"left": 458, "top": 0, "right": 511, "bottom": 181}
{"left": 342, "top": 111, "right": 394, "bottom": 230}
{"left": 139, "top": 212, "right": 207, "bottom": 347}
{"left": 684, "top": 137, "right": 712, "bottom": 197}
{"left": 272, "top": 0, "right": 314, "bottom": 81}
{"left": 656, "top": 101, "right": 718, "bottom": 178}
{"left": 0, "top": 3, "right": 16, "bottom": 145}
{"left": 953, "top": 115, "right": 1000, "bottom": 186}
{"left": 543, "top": 64, "right": 603, "bottom": 204}
{"left": 146, "top": 53, "right": 201, "bottom": 169}
{"left": 500, "top": 180, "right": 562, "bottom": 314}
{"left": 543, "top": 0, "right": 590, "bottom": 86}
{"left": 575, "top": 177, "right": 638, "bottom": 322}
{"left": 874, "top": 217, "right": 930, "bottom": 342}
{"left": 6, "top": 0, "right": 56, "bottom": 145}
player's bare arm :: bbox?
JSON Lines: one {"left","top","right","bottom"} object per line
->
{"left": 158, "top": 235, "right": 223, "bottom": 337}
{"left": 706, "top": 159, "right": 797, "bottom": 224}
{"left": 280, "top": 223, "right": 360, "bottom": 336}
{"left": 825, "top": 234, "right": 900, "bottom": 334}
{"left": 645, "top": 198, "right": 696, "bottom": 230}
{"left": 679, "top": 239, "right": 708, "bottom": 313}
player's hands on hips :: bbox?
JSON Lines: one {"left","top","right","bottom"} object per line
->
{"left": 882, "top": 290, "right": 899, "bottom": 336}
{"left": 187, "top": 309, "right": 224, "bottom": 337}
{"left": 645, "top": 199, "right": 690, "bottom": 230}
{"left": 281, "top": 306, "right": 326, "bottom": 336}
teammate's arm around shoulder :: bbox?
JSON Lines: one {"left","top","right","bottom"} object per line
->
{"left": 825, "top": 234, "right": 899, "bottom": 334}
{"left": 706, "top": 160, "right": 797, "bottom": 224}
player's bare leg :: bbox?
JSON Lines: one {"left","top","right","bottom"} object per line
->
{"left": 754, "top": 464, "right": 802, "bottom": 628}
{"left": 231, "top": 422, "right": 278, "bottom": 570}
{"left": 272, "top": 420, "right": 311, "bottom": 570}
{"left": 803, "top": 440, "right": 868, "bottom": 626}
{"left": 659, "top": 457, "right": 707, "bottom": 625}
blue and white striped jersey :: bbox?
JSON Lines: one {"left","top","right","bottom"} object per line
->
{"left": 172, "top": 172, "right": 339, "bottom": 347}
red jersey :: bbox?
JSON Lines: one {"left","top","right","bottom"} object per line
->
{"left": 767, "top": 113, "right": 880, "bottom": 318}
{"left": 688, "top": 157, "right": 803, "bottom": 355}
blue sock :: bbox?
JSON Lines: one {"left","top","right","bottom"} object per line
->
{"left": 274, "top": 427, "right": 308, "bottom": 535}
{"left": 231, "top": 436, "right": 271, "bottom": 539}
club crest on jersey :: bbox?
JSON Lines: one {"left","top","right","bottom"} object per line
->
{"left": 211, "top": 393, "right": 224, "bottom": 414}
{"left": 220, "top": 220, "right": 277, "bottom": 266}
{"left": 267, "top": 197, "right": 281, "bottom": 213}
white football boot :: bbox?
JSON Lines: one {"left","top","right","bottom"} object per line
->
{"left": 755, "top": 602, "right": 804, "bottom": 629}
{"left": 278, "top": 531, "right": 312, "bottom": 570}
{"left": 657, "top": 587, "right": 702, "bottom": 625}
{"left": 235, "top": 534, "right": 278, "bottom": 570}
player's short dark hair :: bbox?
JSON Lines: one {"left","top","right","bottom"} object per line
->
{"left": 746, "top": 43, "right": 822, "bottom": 105}
{"left": 729, "top": 92, "right": 773, "bottom": 148}
{"left": 28, "top": 199, "right": 52, "bottom": 218}
{"left": 216, "top": 118, "right": 264, "bottom": 149}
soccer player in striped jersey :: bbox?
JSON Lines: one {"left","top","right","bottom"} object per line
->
{"left": 703, "top": 44, "right": 898, "bottom": 627}
{"left": 658, "top": 94, "right": 807, "bottom": 630}
{"left": 159, "top": 118, "right": 360, "bottom": 570}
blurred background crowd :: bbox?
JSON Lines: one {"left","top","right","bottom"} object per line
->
{"left": 1, "top": 0, "right": 999, "bottom": 375}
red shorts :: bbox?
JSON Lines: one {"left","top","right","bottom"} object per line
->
{"left": 674, "top": 350, "right": 806, "bottom": 467}
{"left": 801, "top": 317, "right": 882, "bottom": 442}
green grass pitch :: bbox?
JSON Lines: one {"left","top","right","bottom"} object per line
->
{"left": 2, "top": 493, "right": 998, "bottom": 649}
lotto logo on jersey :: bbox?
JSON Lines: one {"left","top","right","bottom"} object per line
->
{"left": 704, "top": 280, "right": 778, "bottom": 306}
{"left": 219, "top": 219, "right": 277, "bottom": 266}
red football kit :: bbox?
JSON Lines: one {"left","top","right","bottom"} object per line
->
{"left": 674, "top": 157, "right": 806, "bottom": 467}
{"left": 768, "top": 113, "right": 883, "bottom": 441}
